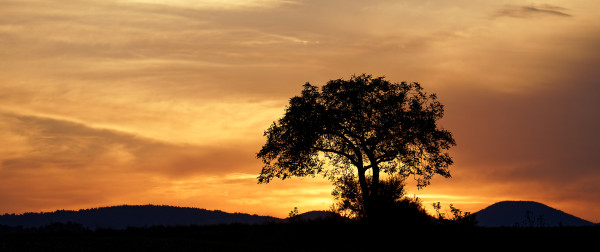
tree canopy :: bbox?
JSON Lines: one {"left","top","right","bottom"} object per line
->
{"left": 257, "top": 74, "right": 455, "bottom": 220}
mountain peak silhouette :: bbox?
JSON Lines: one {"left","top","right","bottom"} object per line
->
{"left": 474, "top": 200, "right": 594, "bottom": 227}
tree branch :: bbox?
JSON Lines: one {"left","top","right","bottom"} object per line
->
{"left": 314, "top": 147, "right": 361, "bottom": 169}
{"left": 322, "top": 130, "right": 365, "bottom": 170}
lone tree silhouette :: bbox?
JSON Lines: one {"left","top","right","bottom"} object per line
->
{"left": 257, "top": 74, "right": 455, "bottom": 222}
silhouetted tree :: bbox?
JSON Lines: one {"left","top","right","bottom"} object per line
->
{"left": 257, "top": 74, "right": 455, "bottom": 221}
{"left": 287, "top": 207, "right": 301, "bottom": 223}
{"left": 432, "top": 202, "right": 477, "bottom": 227}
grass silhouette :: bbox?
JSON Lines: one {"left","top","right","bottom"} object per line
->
{"left": 1, "top": 218, "right": 598, "bottom": 251}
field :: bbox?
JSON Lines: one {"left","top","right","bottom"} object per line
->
{"left": 1, "top": 221, "right": 598, "bottom": 251}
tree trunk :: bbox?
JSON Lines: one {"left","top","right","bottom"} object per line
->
{"left": 370, "top": 164, "right": 380, "bottom": 221}
{"left": 356, "top": 169, "right": 371, "bottom": 220}
{"left": 365, "top": 149, "right": 380, "bottom": 222}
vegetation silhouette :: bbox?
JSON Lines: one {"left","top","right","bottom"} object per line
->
{"left": 432, "top": 201, "right": 478, "bottom": 227}
{"left": 257, "top": 74, "right": 455, "bottom": 222}
{"left": 1, "top": 214, "right": 597, "bottom": 251}
{"left": 331, "top": 174, "right": 432, "bottom": 225}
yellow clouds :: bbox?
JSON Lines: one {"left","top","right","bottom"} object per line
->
{"left": 0, "top": 113, "right": 267, "bottom": 175}
{"left": 0, "top": 112, "right": 280, "bottom": 215}
{"left": 0, "top": 110, "right": 334, "bottom": 218}
{"left": 119, "top": 0, "right": 296, "bottom": 9}
{"left": 0, "top": 84, "right": 284, "bottom": 145}
{"left": 154, "top": 175, "right": 333, "bottom": 217}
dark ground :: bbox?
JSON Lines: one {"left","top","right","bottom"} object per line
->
{"left": 0, "top": 221, "right": 597, "bottom": 251}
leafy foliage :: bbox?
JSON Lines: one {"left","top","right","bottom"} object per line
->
{"left": 332, "top": 175, "right": 405, "bottom": 219}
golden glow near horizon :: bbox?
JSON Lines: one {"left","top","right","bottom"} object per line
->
{"left": 1, "top": 0, "right": 600, "bottom": 222}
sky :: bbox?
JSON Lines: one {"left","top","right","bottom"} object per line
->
{"left": 1, "top": 0, "right": 599, "bottom": 222}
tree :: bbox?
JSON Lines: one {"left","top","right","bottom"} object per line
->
{"left": 257, "top": 74, "right": 455, "bottom": 221}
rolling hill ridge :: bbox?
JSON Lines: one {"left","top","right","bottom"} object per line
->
{"left": 0, "top": 205, "right": 282, "bottom": 230}
{"left": 0, "top": 201, "right": 595, "bottom": 229}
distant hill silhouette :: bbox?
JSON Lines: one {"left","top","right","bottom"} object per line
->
{"left": 2, "top": 202, "right": 595, "bottom": 230}
{"left": 474, "top": 201, "right": 595, "bottom": 227}
{"left": 0, "top": 205, "right": 283, "bottom": 230}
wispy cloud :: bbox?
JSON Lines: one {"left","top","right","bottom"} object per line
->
{"left": 120, "top": 0, "right": 298, "bottom": 10}
{"left": 0, "top": 113, "right": 262, "bottom": 176}
{"left": 495, "top": 4, "right": 572, "bottom": 18}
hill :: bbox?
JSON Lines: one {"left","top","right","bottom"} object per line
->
{"left": 474, "top": 201, "right": 595, "bottom": 227}
{"left": 297, "top": 210, "right": 337, "bottom": 220}
{"left": 0, "top": 205, "right": 282, "bottom": 230}
{"left": 1, "top": 201, "right": 595, "bottom": 231}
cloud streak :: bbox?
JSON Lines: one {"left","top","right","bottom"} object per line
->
{"left": 0, "top": 113, "right": 264, "bottom": 176}
{"left": 495, "top": 4, "right": 572, "bottom": 18}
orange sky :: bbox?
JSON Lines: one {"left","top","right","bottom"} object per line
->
{"left": 1, "top": 0, "right": 599, "bottom": 222}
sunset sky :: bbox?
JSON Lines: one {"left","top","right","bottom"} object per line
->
{"left": 1, "top": 0, "right": 599, "bottom": 222}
